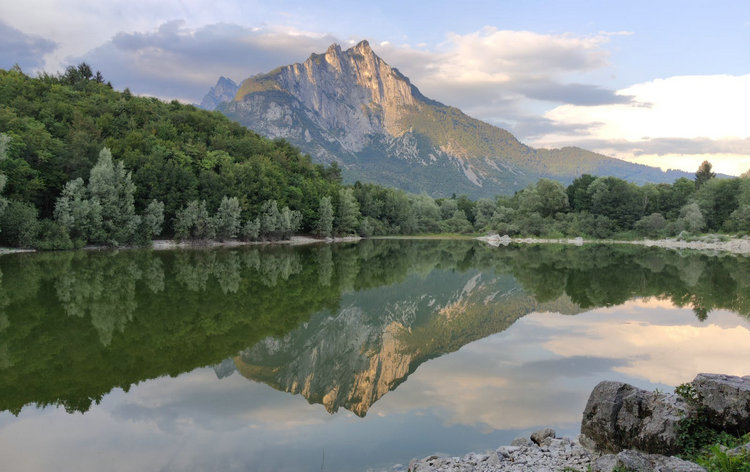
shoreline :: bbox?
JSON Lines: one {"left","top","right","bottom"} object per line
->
{"left": 0, "top": 236, "right": 362, "bottom": 256}
{"left": 478, "top": 233, "right": 750, "bottom": 255}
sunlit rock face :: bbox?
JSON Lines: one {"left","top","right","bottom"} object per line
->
{"left": 232, "top": 270, "right": 582, "bottom": 416}
{"left": 206, "top": 41, "right": 688, "bottom": 198}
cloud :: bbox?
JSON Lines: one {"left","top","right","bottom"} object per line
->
{"left": 0, "top": 20, "right": 57, "bottom": 72}
{"left": 377, "top": 27, "right": 623, "bottom": 125}
{"left": 72, "top": 21, "right": 338, "bottom": 102}
{"left": 532, "top": 74, "right": 750, "bottom": 174}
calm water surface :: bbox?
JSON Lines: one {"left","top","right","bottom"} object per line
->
{"left": 1, "top": 240, "right": 749, "bottom": 471}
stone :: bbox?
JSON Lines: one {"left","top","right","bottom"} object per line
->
{"left": 530, "top": 427, "right": 556, "bottom": 445}
{"left": 510, "top": 436, "right": 533, "bottom": 447}
{"left": 728, "top": 441, "right": 750, "bottom": 457}
{"left": 591, "top": 449, "right": 706, "bottom": 472}
{"left": 692, "top": 373, "right": 750, "bottom": 435}
{"left": 581, "top": 381, "right": 690, "bottom": 455}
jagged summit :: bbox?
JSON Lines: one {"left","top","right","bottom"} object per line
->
{"left": 204, "top": 41, "right": 689, "bottom": 197}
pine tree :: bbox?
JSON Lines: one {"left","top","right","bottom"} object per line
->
{"left": 695, "top": 161, "right": 716, "bottom": 189}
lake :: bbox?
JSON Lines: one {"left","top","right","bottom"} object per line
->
{"left": 1, "top": 240, "right": 749, "bottom": 471}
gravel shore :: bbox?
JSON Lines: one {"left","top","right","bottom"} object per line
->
{"left": 479, "top": 234, "right": 750, "bottom": 255}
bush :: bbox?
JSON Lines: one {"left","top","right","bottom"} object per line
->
{"left": 34, "top": 219, "right": 74, "bottom": 250}
{"left": 0, "top": 200, "right": 39, "bottom": 247}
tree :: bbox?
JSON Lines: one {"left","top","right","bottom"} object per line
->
{"left": 260, "top": 200, "right": 281, "bottom": 239}
{"left": 213, "top": 196, "right": 241, "bottom": 240}
{"left": 678, "top": 203, "right": 705, "bottom": 233}
{"left": 315, "top": 196, "right": 334, "bottom": 238}
{"left": 88, "top": 148, "right": 140, "bottom": 245}
{"left": 536, "top": 178, "right": 569, "bottom": 217}
{"left": 54, "top": 178, "right": 104, "bottom": 244}
{"left": 473, "top": 198, "right": 497, "bottom": 231}
{"left": 336, "top": 188, "right": 360, "bottom": 235}
{"left": 174, "top": 200, "right": 214, "bottom": 240}
{"left": 142, "top": 200, "right": 165, "bottom": 238}
{"left": 279, "top": 206, "right": 302, "bottom": 239}
{"left": 0, "top": 200, "right": 39, "bottom": 247}
{"left": 566, "top": 174, "right": 597, "bottom": 212}
{"left": 0, "top": 134, "right": 8, "bottom": 234}
{"left": 242, "top": 217, "right": 261, "bottom": 241}
{"left": 634, "top": 213, "right": 667, "bottom": 238}
{"left": 695, "top": 160, "right": 716, "bottom": 189}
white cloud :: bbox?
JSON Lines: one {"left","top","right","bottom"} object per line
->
{"left": 534, "top": 74, "right": 750, "bottom": 175}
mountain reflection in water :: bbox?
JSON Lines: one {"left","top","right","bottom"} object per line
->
{"left": 1, "top": 240, "right": 749, "bottom": 471}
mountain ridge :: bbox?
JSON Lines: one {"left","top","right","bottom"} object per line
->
{"left": 202, "top": 40, "right": 691, "bottom": 197}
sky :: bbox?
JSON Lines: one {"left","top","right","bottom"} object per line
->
{"left": 1, "top": 0, "right": 749, "bottom": 175}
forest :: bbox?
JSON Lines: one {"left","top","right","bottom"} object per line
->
{"left": 0, "top": 64, "right": 749, "bottom": 249}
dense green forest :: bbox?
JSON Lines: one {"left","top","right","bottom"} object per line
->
{"left": 0, "top": 64, "right": 748, "bottom": 249}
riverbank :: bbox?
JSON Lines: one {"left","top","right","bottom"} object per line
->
{"left": 0, "top": 236, "right": 362, "bottom": 256}
{"left": 478, "top": 233, "right": 750, "bottom": 255}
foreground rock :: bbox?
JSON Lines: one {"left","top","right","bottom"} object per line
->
{"left": 408, "top": 432, "right": 592, "bottom": 472}
{"left": 581, "top": 373, "right": 750, "bottom": 456}
{"left": 580, "top": 381, "right": 690, "bottom": 455}
{"left": 692, "top": 373, "right": 750, "bottom": 435}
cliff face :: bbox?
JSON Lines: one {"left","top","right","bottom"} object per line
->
{"left": 205, "top": 41, "right": 689, "bottom": 197}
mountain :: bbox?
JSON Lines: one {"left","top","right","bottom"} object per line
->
{"left": 202, "top": 40, "right": 690, "bottom": 198}
{"left": 199, "top": 76, "right": 239, "bottom": 110}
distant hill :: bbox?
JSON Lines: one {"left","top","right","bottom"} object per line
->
{"left": 203, "top": 40, "right": 690, "bottom": 197}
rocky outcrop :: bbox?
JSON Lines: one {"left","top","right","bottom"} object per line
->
{"left": 580, "top": 381, "right": 690, "bottom": 455}
{"left": 581, "top": 373, "right": 750, "bottom": 457}
{"left": 692, "top": 373, "right": 750, "bottom": 435}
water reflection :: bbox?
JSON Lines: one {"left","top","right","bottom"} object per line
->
{"left": 0, "top": 241, "right": 749, "bottom": 418}
{"left": 1, "top": 241, "right": 750, "bottom": 471}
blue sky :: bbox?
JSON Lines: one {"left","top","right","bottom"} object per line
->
{"left": 1, "top": 0, "right": 749, "bottom": 174}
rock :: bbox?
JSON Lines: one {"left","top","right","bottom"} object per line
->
{"left": 692, "top": 373, "right": 750, "bottom": 435}
{"left": 581, "top": 381, "right": 690, "bottom": 455}
{"left": 728, "top": 441, "right": 750, "bottom": 457}
{"left": 530, "top": 428, "right": 556, "bottom": 445}
{"left": 591, "top": 449, "right": 706, "bottom": 472}
{"left": 510, "top": 436, "right": 533, "bottom": 447}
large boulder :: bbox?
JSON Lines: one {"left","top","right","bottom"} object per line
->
{"left": 692, "top": 373, "right": 750, "bottom": 435}
{"left": 581, "top": 381, "right": 690, "bottom": 455}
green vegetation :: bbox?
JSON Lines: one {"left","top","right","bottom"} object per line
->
{"left": 675, "top": 383, "right": 750, "bottom": 470}
{"left": 1, "top": 64, "right": 748, "bottom": 250}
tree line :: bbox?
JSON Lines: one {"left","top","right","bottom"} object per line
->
{"left": 0, "top": 65, "right": 749, "bottom": 249}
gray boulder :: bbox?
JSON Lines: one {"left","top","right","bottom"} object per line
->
{"left": 692, "top": 373, "right": 750, "bottom": 435}
{"left": 581, "top": 381, "right": 690, "bottom": 455}
{"left": 530, "top": 428, "right": 556, "bottom": 445}
{"left": 591, "top": 449, "right": 705, "bottom": 472}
